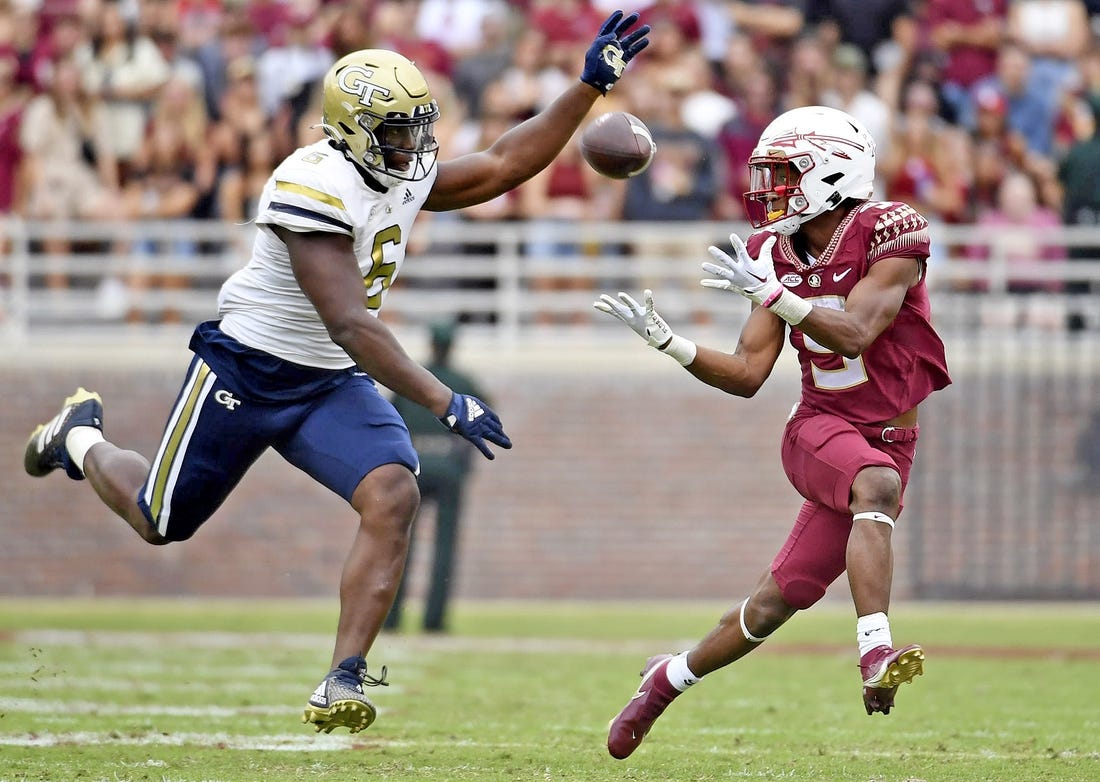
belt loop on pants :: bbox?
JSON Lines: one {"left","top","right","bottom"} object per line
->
{"left": 855, "top": 422, "right": 920, "bottom": 443}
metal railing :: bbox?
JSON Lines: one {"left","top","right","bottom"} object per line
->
{"left": 5, "top": 217, "right": 1100, "bottom": 345}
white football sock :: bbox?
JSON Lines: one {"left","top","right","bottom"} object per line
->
{"left": 66, "top": 426, "right": 105, "bottom": 477}
{"left": 664, "top": 651, "right": 700, "bottom": 692}
{"left": 856, "top": 612, "right": 892, "bottom": 657}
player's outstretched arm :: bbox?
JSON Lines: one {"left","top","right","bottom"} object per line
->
{"left": 593, "top": 288, "right": 784, "bottom": 397}
{"left": 281, "top": 227, "right": 513, "bottom": 459}
{"left": 685, "top": 306, "right": 786, "bottom": 398}
{"left": 426, "top": 10, "right": 649, "bottom": 212}
{"left": 280, "top": 227, "right": 453, "bottom": 415}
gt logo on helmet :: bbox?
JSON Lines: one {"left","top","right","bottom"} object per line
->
{"left": 338, "top": 65, "right": 391, "bottom": 108}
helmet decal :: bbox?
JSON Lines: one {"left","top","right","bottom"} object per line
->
{"left": 765, "top": 131, "right": 866, "bottom": 158}
{"left": 742, "top": 106, "right": 876, "bottom": 235}
{"left": 337, "top": 66, "right": 393, "bottom": 109}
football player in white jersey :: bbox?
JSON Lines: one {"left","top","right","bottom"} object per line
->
{"left": 24, "top": 10, "right": 650, "bottom": 735}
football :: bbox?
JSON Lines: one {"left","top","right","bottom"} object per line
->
{"left": 579, "top": 112, "right": 656, "bottom": 180}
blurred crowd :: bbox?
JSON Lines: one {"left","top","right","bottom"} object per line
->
{"left": 3, "top": 0, "right": 1100, "bottom": 304}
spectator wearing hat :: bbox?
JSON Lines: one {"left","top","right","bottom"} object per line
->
{"left": 925, "top": 0, "right": 1008, "bottom": 124}
{"left": 823, "top": 43, "right": 892, "bottom": 196}
{"left": 969, "top": 41, "right": 1062, "bottom": 158}
{"left": 970, "top": 83, "right": 1030, "bottom": 173}
{"left": 806, "top": 0, "right": 911, "bottom": 73}
{"left": 969, "top": 80, "right": 1064, "bottom": 219}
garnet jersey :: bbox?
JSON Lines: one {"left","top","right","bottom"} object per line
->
{"left": 747, "top": 200, "right": 952, "bottom": 424}
{"left": 218, "top": 139, "right": 438, "bottom": 369}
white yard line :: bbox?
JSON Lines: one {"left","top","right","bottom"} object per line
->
{"left": 7, "top": 629, "right": 1094, "bottom": 658}
{"left": 5, "top": 629, "right": 678, "bottom": 656}
{"left": 0, "top": 730, "right": 1093, "bottom": 762}
{"left": 0, "top": 730, "right": 360, "bottom": 751}
{"left": 0, "top": 697, "right": 292, "bottom": 717}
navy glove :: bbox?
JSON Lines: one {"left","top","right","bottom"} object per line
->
{"left": 580, "top": 10, "right": 650, "bottom": 95}
{"left": 438, "top": 392, "right": 512, "bottom": 460}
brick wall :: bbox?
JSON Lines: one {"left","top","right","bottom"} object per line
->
{"left": 0, "top": 342, "right": 907, "bottom": 604}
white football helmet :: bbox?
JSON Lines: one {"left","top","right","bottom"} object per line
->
{"left": 320, "top": 49, "right": 440, "bottom": 188}
{"left": 743, "top": 105, "right": 875, "bottom": 235}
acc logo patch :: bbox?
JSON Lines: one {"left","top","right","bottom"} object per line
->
{"left": 781, "top": 273, "right": 803, "bottom": 287}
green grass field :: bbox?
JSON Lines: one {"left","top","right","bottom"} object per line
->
{"left": 1, "top": 599, "right": 1098, "bottom": 781}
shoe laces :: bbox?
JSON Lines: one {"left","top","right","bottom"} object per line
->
{"left": 334, "top": 656, "right": 389, "bottom": 688}
{"left": 361, "top": 663, "right": 389, "bottom": 688}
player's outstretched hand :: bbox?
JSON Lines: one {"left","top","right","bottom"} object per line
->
{"left": 439, "top": 392, "right": 512, "bottom": 460}
{"left": 580, "top": 10, "right": 650, "bottom": 95}
{"left": 701, "top": 233, "right": 781, "bottom": 306}
{"left": 595, "top": 289, "right": 698, "bottom": 366}
{"left": 593, "top": 289, "right": 673, "bottom": 349}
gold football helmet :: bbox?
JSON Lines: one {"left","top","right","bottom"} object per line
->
{"left": 320, "top": 50, "right": 440, "bottom": 187}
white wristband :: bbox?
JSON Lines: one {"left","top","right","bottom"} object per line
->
{"left": 660, "top": 334, "right": 697, "bottom": 366}
{"left": 767, "top": 288, "right": 813, "bottom": 326}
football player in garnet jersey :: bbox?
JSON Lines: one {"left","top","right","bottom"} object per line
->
{"left": 24, "top": 12, "right": 649, "bottom": 735}
{"left": 596, "top": 105, "right": 951, "bottom": 759}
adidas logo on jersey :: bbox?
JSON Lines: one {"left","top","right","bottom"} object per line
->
{"left": 464, "top": 397, "right": 484, "bottom": 422}
{"left": 402, "top": 189, "right": 415, "bottom": 205}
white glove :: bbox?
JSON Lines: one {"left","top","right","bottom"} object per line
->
{"left": 701, "top": 233, "right": 812, "bottom": 325}
{"left": 593, "top": 289, "right": 696, "bottom": 365}
{"left": 594, "top": 289, "right": 670, "bottom": 348}
{"left": 701, "top": 234, "right": 782, "bottom": 306}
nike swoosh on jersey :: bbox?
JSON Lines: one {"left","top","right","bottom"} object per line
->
{"left": 833, "top": 268, "right": 852, "bottom": 282}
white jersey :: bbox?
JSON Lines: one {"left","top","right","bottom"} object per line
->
{"left": 218, "top": 140, "right": 438, "bottom": 369}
